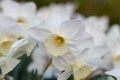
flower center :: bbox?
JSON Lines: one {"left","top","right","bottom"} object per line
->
{"left": 73, "top": 60, "right": 93, "bottom": 80}
{"left": 1, "top": 41, "right": 13, "bottom": 49}
{"left": 114, "top": 55, "right": 120, "bottom": 62}
{"left": 16, "top": 18, "right": 25, "bottom": 23}
{"left": 0, "top": 35, "right": 18, "bottom": 56}
{"left": 54, "top": 36, "right": 65, "bottom": 47}
{"left": 44, "top": 34, "right": 68, "bottom": 56}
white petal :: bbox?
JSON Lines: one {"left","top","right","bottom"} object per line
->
{"left": 59, "top": 20, "right": 85, "bottom": 39}
{"left": 45, "top": 6, "right": 70, "bottom": 31}
{"left": 28, "top": 27, "right": 51, "bottom": 42}
{"left": 52, "top": 53, "right": 74, "bottom": 71}
{"left": 58, "top": 69, "right": 72, "bottom": 80}
{"left": 1, "top": 0, "right": 19, "bottom": 18}
{"left": 0, "top": 24, "right": 23, "bottom": 38}
{"left": 83, "top": 46, "right": 111, "bottom": 70}
{"left": 19, "top": 2, "right": 36, "bottom": 18}
{"left": 1, "top": 58, "right": 20, "bottom": 76}
{"left": 0, "top": 15, "right": 15, "bottom": 26}
{"left": 11, "top": 39, "right": 36, "bottom": 57}
{"left": 68, "top": 33, "right": 94, "bottom": 55}
{"left": 32, "top": 45, "right": 49, "bottom": 63}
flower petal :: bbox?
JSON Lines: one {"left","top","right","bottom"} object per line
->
{"left": 58, "top": 69, "right": 72, "bottom": 80}
{"left": 59, "top": 20, "right": 85, "bottom": 39}
{"left": 1, "top": 58, "right": 20, "bottom": 76}
{"left": 1, "top": 0, "right": 19, "bottom": 18}
{"left": 19, "top": 2, "right": 36, "bottom": 18}
{"left": 52, "top": 53, "right": 74, "bottom": 71}
{"left": 28, "top": 27, "right": 51, "bottom": 42}
{"left": 68, "top": 33, "right": 94, "bottom": 55}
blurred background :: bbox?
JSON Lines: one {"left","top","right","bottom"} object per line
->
{"left": 7, "top": 0, "right": 120, "bottom": 80}
{"left": 16, "top": 0, "right": 120, "bottom": 25}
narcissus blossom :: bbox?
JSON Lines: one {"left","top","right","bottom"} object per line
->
{"left": 29, "top": 19, "right": 93, "bottom": 57}
{"left": 0, "top": 0, "right": 40, "bottom": 27}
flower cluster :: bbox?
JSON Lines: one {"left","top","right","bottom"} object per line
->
{"left": 0, "top": 0, "right": 119, "bottom": 80}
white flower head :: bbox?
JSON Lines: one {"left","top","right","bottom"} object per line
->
{"left": 0, "top": 0, "right": 39, "bottom": 27}
{"left": 0, "top": 25, "right": 22, "bottom": 76}
{"left": 29, "top": 19, "right": 94, "bottom": 57}
{"left": 83, "top": 16, "right": 109, "bottom": 46}
{"left": 0, "top": 11, "right": 37, "bottom": 57}
{"left": 0, "top": 18, "right": 36, "bottom": 76}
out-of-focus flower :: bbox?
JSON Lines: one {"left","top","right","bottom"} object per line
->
{"left": 0, "top": 16, "right": 36, "bottom": 57}
{"left": 0, "top": 1, "right": 38, "bottom": 57}
{"left": 105, "top": 24, "right": 120, "bottom": 80}
{"left": 106, "top": 24, "right": 120, "bottom": 68}
{"left": 0, "top": 25, "right": 22, "bottom": 76}
{"left": 84, "top": 16, "right": 109, "bottom": 46}
{"left": 76, "top": 16, "right": 109, "bottom": 46}
{"left": 0, "top": 0, "right": 40, "bottom": 28}
{"left": 37, "top": 3, "right": 75, "bottom": 21}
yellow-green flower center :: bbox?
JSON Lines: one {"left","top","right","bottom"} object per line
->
{"left": 1, "top": 41, "right": 13, "bottom": 49}
{"left": 73, "top": 60, "right": 93, "bottom": 80}
{"left": 114, "top": 55, "right": 120, "bottom": 62}
{"left": 44, "top": 34, "right": 68, "bottom": 56}
{"left": 0, "top": 35, "right": 23, "bottom": 57}
{"left": 54, "top": 36, "right": 65, "bottom": 47}
{"left": 16, "top": 18, "right": 25, "bottom": 23}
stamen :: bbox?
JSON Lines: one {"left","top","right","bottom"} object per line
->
{"left": 1, "top": 41, "right": 13, "bottom": 49}
{"left": 16, "top": 18, "right": 25, "bottom": 23}
{"left": 115, "top": 55, "right": 120, "bottom": 62}
{"left": 54, "top": 36, "right": 65, "bottom": 46}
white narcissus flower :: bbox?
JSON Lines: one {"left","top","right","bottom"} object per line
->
{"left": 29, "top": 16, "right": 95, "bottom": 79}
{"left": 0, "top": 16, "right": 36, "bottom": 57}
{"left": 0, "top": 1, "right": 37, "bottom": 57}
{"left": 29, "top": 19, "right": 94, "bottom": 57}
{"left": 55, "top": 46, "right": 108, "bottom": 80}
{"left": 0, "top": 17, "right": 36, "bottom": 76}
{"left": 0, "top": 0, "right": 40, "bottom": 28}
{"left": 0, "top": 25, "right": 22, "bottom": 76}
{"left": 83, "top": 16, "right": 109, "bottom": 46}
